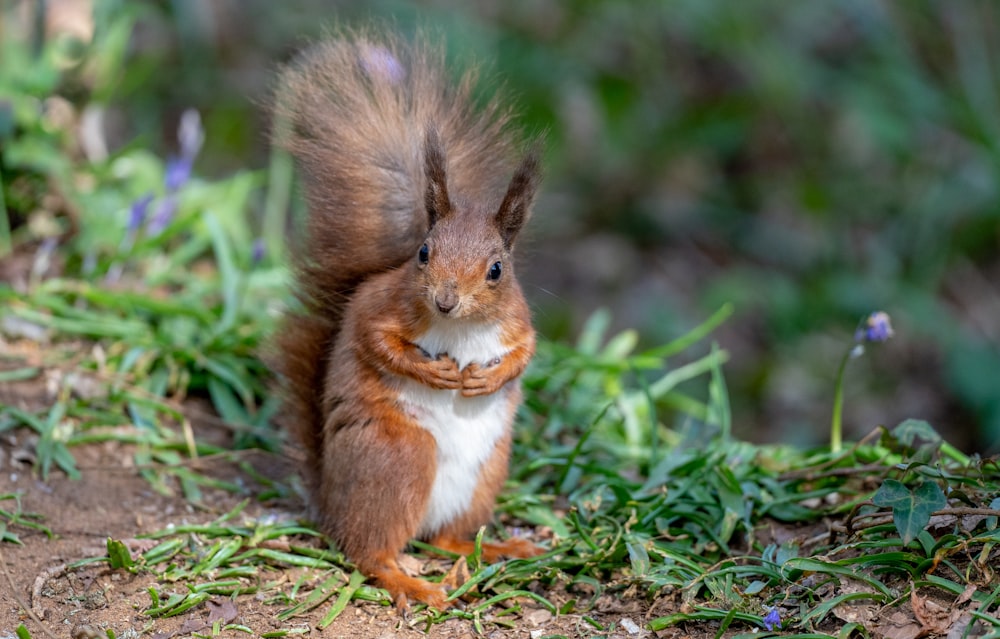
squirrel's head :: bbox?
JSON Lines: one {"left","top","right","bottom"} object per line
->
{"left": 415, "top": 127, "right": 540, "bottom": 320}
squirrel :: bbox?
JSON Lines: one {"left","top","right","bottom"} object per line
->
{"left": 270, "top": 31, "right": 544, "bottom": 610}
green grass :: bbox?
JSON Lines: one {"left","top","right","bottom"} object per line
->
{"left": 2, "top": 3, "right": 1000, "bottom": 636}
{"left": 0, "top": 493, "right": 52, "bottom": 544}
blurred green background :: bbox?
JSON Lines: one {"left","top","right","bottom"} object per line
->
{"left": 3, "top": 0, "right": 999, "bottom": 452}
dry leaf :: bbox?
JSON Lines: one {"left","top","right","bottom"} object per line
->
{"left": 955, "top": 584, "right": 977, "bottom": 606}
{"left": 946, "top": 612, "right": 976, "bottom": 639}
{"left": 524, "top": 607, "right": 553, "bottom": 626}
{"left": 207, "top": 597, "right": 239, "bottom": 624}
{"left": 441, "top": 556, "right": 470, "bottom": 592}
{"left": 832, "top": 600, "right": 879, "bottom": 625}
{"left": 911, "top": 588, "right": 963, "bottom": 635}
{"left": 872, "top": 610, "right": 923, "bottom": 639}
{"left": 397, "top": 553, "right": 423, "bottom": 577}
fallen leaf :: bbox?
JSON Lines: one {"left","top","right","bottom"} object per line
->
{"left": 441, "top": 556, "right": 470, "bottom": 592}
{"left": 946, "top": 612, "right": 976, "bottom": 639}
{"left": 178, "top": 617, "right": 206, "bottom": 634}
{"left": 832, "top": 600, "right": 878, "bottom": 625}
{"left": 954, "top": 584, "right": 977, "bottom": 606}
{"left": 872, "top": 610, "right": 922, "bottom": 639}
{"left": 524, "top": 608, "right": 553, "bottom": 626}
{"left": 207, "top": 597, "right": 239, "bottom": 624}
{"left": 911, "top": 588, "right": 962, "bottom": 635}
{"left": 397, "top": 553, "right": 423, "bottom": 577}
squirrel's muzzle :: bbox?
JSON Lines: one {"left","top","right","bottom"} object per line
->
{"left": 434, "top": 287, "right": 459, "bottom": 314}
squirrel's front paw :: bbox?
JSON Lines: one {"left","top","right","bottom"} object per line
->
{"left": 460, "top": 358, "right": 505, "bottom": 397}
{"left": 422, "top": 354, "right": 463, "bottom": 390}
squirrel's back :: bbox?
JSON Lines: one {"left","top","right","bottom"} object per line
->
{"left": 270, "top": 31, "right": 526, "bottom": 496}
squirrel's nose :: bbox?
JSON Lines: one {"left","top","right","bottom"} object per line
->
{"left": 435, "top": 289, "right": 458, "bottom": 314}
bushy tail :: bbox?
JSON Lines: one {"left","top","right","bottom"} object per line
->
{"left": 269, "top": 30, "right": 522, "bottom": 489}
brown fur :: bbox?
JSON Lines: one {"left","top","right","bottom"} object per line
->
{"left": 269, "top": 30, "right": 544, "bottom": 610}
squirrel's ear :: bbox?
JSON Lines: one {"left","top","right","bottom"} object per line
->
{"left": 423, "top": 127, "right": 451, "bottom": 228}
{"left": 495, "top": 146, "right": 541, "bottom": 250}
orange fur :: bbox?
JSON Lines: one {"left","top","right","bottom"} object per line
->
{"left": 269, "top": 30, "right": 544, "bottom": 611}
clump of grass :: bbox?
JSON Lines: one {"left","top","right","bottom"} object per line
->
{"left": 0, "top": 493, "right": 52, "bottom": 544}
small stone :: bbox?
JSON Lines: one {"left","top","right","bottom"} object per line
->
{"left": 620, "top": 617, "right": 641, "bottom": 635}
{"left": 525, "top": 608, "right": 553, "bottom": 626}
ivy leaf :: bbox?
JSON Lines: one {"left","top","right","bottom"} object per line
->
{"left": 891, "top": 419, "right": 943, "bottom": 461}
{"left": 872, "top": 479, "right": 947, "bottom": 545}
{"left": 892, "top": 419, "right": 941, "bottom": 448}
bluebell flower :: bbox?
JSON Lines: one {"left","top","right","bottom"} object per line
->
{"left": 855, "top": 311, "right": 893, "bottom": 344}
{"left": 761, "top": 606, "right": 781, "bottom": 631}
{"left": 147, "top": 195, "right": 178, "bottom": 236}
{"left": 164, "top": 109, "right": 203, "bottom": 192}
{"left": 358, "top": 44, "right": 405, "bottom": 84}
{"left": 832, "top": 310, "right": 896, "bottom": 452}
{"left": 251, "top": 237, "right": 265, "bottom": 265}
{"left": 164, "top": 156, "right": 192, "bottom": 192}
{"left": 127, "top": 193, "right": 154, "bottom": 234}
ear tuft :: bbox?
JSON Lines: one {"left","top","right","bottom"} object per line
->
{"left": 495, "top": 145, "right": 541, "bottom": 250}
{"left": 424, "top": 126, "right": 451, "bottom": 228}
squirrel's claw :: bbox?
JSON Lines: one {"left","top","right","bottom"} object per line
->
{"left": 460, "top": 361, "right": 505, "bottom": 396}
{"left": 422, "top": 353, "right": 462, "bottom": 389}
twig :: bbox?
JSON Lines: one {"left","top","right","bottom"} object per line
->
{"left": 0, "top": 547, "right": 60, "bottom": 639}
{"left": 31, "top": 562, "right": 68, "bottom": 620}
{"left": 779, "top": 462, "right": 890, "bottom": 482}
{"left": 836, "top": 507, "right": 1000, "bottom": 534}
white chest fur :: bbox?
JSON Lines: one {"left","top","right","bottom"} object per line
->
{"left": 397, "top": 320, "right": 511, "bottom": 538}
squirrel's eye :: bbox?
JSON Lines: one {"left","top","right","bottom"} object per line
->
{"left": 418, "top": 243, "right": 429, "bottom": 264}
{"left": 488, "top": 261, "right": 502, "bottom": 281}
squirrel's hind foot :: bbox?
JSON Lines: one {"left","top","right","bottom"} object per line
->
{"left": 429, "top": 533, "right": 544, "bottom": 563}
{"left": 363, "top": 555, "right": 450, "bottom": 612}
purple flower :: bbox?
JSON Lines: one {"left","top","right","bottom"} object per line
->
{"left": 164, "top": 109, "right": 203, "bottom": 192}
{"left": 147, "top": 195, "right": 178, "bottom": 236}
{"left": 854, "top": 311, "right": 894, "bottom": 344}
{"left": 761, "top": 606, "right": 781, "bottom": 631}
{"left": 251, "top": 238, "right": 265, "bottom": 265}
{"left": 164, "top": 156, "right": 192, "bottom": 192}
{"left": 358, "top": 44, "right": 405, "bottom": 84}
{"left": 127, "top": 193, "right": 154, "bottom": 234}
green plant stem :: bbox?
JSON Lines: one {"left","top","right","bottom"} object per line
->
{"left": 830, "top": 349, "right": 852, "bottom": 454}
{"left": 0, "top": 165, "right": 11, "bottom": 258}
{"left": 940, "top": 441, "right": 971, "bottom": 466}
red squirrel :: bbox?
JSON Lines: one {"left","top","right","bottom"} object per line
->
{"left": 270, "top": 32, "right": 544, "bottom": 610}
